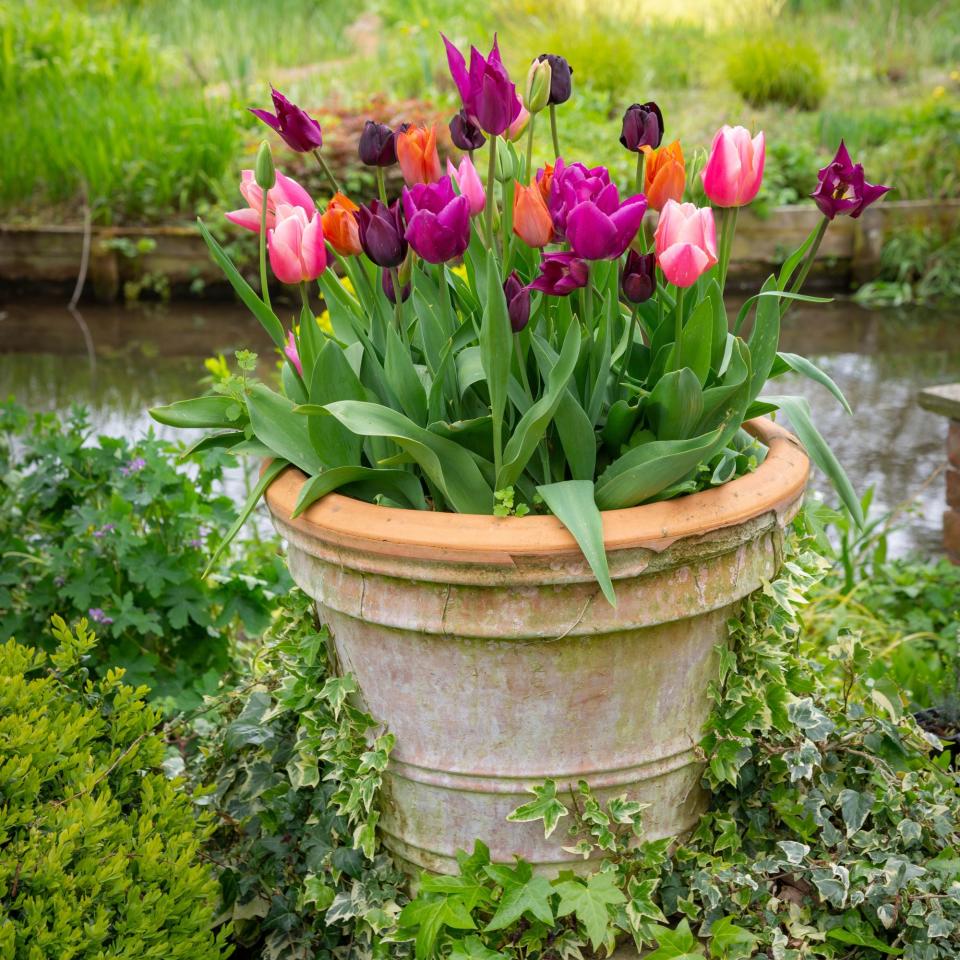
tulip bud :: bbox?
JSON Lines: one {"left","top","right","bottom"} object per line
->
{"left": 619, "top": 102, "right": 664, "bottom": 153}
{"left": 524, "top": 58, "right": 552, "bottom": 114}
{"left": 495, "top": 138, "right": 517, "bottom": 182}
{"left": 255, "top": 140, "right": 275, "bottom": 191}
{"left": 449, "top": 109, "right": 487, "bottom": 151}
{"left": 382, "top": 268, "right": 411, "bottom": 304}
{"left": 358, "top": 120, "right": 397, "bottom": 167}
{"left": 536, "top": 53, "right": 573, "bottom": 106}
{"left": 503, "top": 271, "right": 531, "bottom": 332}
{"left": 621, "top": 250, "right": 657, "bottom": 303}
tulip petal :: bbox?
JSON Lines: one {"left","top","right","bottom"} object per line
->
{"left": 225, "top": 208, "right": 264, "bottom": 233}
{"left": 658, "top": 242, "right": 710, "bottom": 288}
{"left": 275, "top": 171, "right": 316, "bottom": 214}
{"left": 442, "top": 34, "right": 473, "bottom": 104}
{"left": 567, "top": 202, "right": 617, "bottom": 260}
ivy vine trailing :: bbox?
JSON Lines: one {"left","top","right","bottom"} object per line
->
{"left": 194, "top": 540, "right": 960, "bottom": 959}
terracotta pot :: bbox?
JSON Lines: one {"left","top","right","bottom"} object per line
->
{"left": 265, "top": 417, "right": 808, "bottom": 875}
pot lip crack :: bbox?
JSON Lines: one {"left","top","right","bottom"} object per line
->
{"left": 264, "top": 416, "right": 809, "bottom": 561}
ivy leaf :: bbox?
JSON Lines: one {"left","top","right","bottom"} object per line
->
{"left": 838, "top": 788, "right": 873, "bottom": 836}
{"left": 708, "top": 916, "right": 757, "bottom": 959}
{"left": 484, "top": 875, "right": 555, "bottom": 931}
{"left": 449, "top": 936, "right": 509, "bottom": 959}
{"left": 646, "top": 919, "right": 706, "bottom": 959}
{"left": 399, "top": 894, "right": 476, "bottom": 960}
{"left": 787, "top": 697, "right": 835, "bottom": 740}
{"left": 506, "top": 779, "right": 569, "bottom": 839}
{"left": 777, "top": 841, "right": 809, "bottom": 865}
{"left": 626, "top": 877, "right": 667, "bottom": 928}
{"left": 554, "top": 872, "right": 626, "bottom": 950}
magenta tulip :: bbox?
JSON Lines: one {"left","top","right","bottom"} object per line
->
{"left": 402, "top": 177, "right": 471, "bottom": 264}
{"left": 447, "top": 155, "right": 485, "bottom": 215}
{"left": 284, "top": 330, "right": 303, "bottom": 375}
{"left": 250, "top": 87, "right": 324, "bottom": 153}
{"left": 654, "top": 199, "right": 718, "bottom": 288}
{"left": 546, "top": 159, "right": 616, "bottom": 238}
{"left": 225, "top": 170, "right": 315, "bottom": 233}
{"left": 529, "top": 252, "right": 590, "bottom": 297}
{"left": 566, "top": 192, "right": 647, "bottom": 261}
{"left": 267, "top": 206, "right": 327, "bottom": 285}
{"left": 442, "top": 34, "right": 523, "bottom": 136}
{"left": 811, "top": 141, "right": 891, "bottom": 220}
{"left": 701, "top": 125, "right": 765, "bottom": 208}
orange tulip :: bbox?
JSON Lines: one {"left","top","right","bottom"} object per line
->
{"left": 396, "top": 125, "right": 442, "bottom": 186}
{"left": 643, "top": 140, "right": 686, "bottom": 212}
{"left": 321, "top": 193, "right": 362, "bottom": 256}
{"left": 536, "top": 162, "right": 555, "bottom": 205}
{"left": 513, "top": 182, "right": 554, "bottom": 248}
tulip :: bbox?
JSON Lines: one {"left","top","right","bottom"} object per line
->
{"left": 396, "top": 125, "right": 443, "bottom": 186}
{"left": 546, "top": 159, "right": 615, "bottom": 238}
{"left": 702, "top": 126, "right": 765, "bottom": 208}
{"left": 358, "top": 120, "right": 397, "bottom": 167}
{"left": 643, "top": 140, "right": 686, "bottom": 212}
{"left": 536, "top": 162, "right": 555, "bottom": 205}
{"left": 402, "top": 177, "right": 471, "bottom": 264}
{"left": 619, "top": 102, "right": 664, "bottom": 153}
{"left": 529, "top": 252, "right": 590, "bottom": 297}
{"left": 442, "top": 34, "right": 523, "bottom": 136}
{"left": 507, "top": 105, "right": 531, "bottom": 143}
{"left": 322, "top": 193, "right": 362, "bottom": 257}
{"left": 536, "top": 53, "right": 573, "bottom": 106}
{"left": 513, "top": 182, "right": 554, "bottom": 248}
{"left": 447, "top": 155, "right": 485, "bottom": 215}
{"left": 284, "top": 330, "right": 303, "bottom": 375}
{"left": 225, "top": 170, "right": 315, "bottom": 233}
{"left": 355, "top": 199, "right": 408, "bottom": 268}
{"left": 503, "top": 271, "right": 532, "bottom": 332}
{"left": 449, "top": 108, "right": 487, "bottom": 151}
{"left": 654, "top": 199, "right": 717, "bottom": 288}
{"left": 622, "top": 250, "right": 657, "bottom": 303}
{"left": 525, "top": 58, "right": 552, "bottom": 115}
{"left": 255, "top": 140, "right": 275, "bottom": 191}
{"left": 382, "top": 269, "right": 412, "bottom": 304}
{"left": 250, "top": 87, "right": 324, "bottom": 153}
{"left": 811, "top": 140, "right": 891, "bottom": 220}
{"left": 566, "top": 191, "right": 647, "bottom": 261}
{"left": 268, "top": 205, "right": 327, "bottom": 285}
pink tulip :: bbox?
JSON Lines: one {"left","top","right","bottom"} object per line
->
{"left": 225, "top": 170, "right": 315, "bottom": 233}
{"left": 507, "top": 104, "right": 531, "bottom": 143}
{"left": 701, "top": 125, "right": 765, "bottom": 208}
{"left": 267, "top": 205, "right": 327, "bottom": 285}
{"left": 446, "top": 155, "right": 486, "bottom": 216}
{"left": 284, "top": 330, "right": 303, "bottom": 375}
{"left": 654, "top": 199, "right": 718, "bottom": 288}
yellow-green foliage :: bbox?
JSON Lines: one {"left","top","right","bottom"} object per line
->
{"left": 726, "top": 35, "right": 827, "bottom": 110}
{"left": 0, "top": 618, "right": 229, "bottom": 959}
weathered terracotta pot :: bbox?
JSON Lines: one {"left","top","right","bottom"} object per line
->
{"left": 265, "top": 418, "right": 808, "bottom": 875}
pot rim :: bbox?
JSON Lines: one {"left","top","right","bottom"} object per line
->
{"left": 265, "top": 416, "right": 809, "bottom": 561}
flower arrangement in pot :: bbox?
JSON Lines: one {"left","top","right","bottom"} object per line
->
{"left": 152, "top": 37, "right": 889, "bottom": 875}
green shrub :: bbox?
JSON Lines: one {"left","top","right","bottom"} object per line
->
{"left": 726, "top": 35, "right": 827, "bottom": 110}
{"left": 186, "top": 590, "right": 407, "bottom": 957}
{"left": 0, "top": 401, "right": 290, "bottom": 711}
{"left": 0, "top": 617, "right": 229, "bottom": 959}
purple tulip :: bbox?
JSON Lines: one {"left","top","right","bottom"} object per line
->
{"left": 619, "top": 102, "right": 664, "bottom": 153}
{"left": 536, "top": 53, "right": 573, "bottom": 105}
{"left": 566, "top": 191, "right": 647, "bottom": 261}
{"left": 359, "top": 120, "right": 397, "bottom": 167}
{"left": 449, "top": 108, "right": 487, "bottom": 150}
{"left": 811, "top": 141, "right": 891, "bottom": 220}
{"left": 546, "top": 159, "right": 616, "bottom": 238}
{"left": 503, "top": 271, "right": 532, "bottom": 332}
{"left": 622, "top": 250, "right": 657, "bottom": 303}
{"left": 355, "top": 199, "right": 408, "bottom": 268}
{"left": 529, "top": 252, "right": 590, "bottom": 297}
{"left": 442, "top": 34, "right": 523, "bottom": 137}
{"left": 401, "top": 177, "right": 471, "bottom": 264}
{"left": 382, "top": 269, "right": 411, "bottom": 304}
{"left": 250, "top": 87, "right": 324, "bottom": 153}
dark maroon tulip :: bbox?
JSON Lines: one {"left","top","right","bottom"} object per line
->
{"left": 811, "top": 141, "right": 891, "bottom": 220}
{"left": 359, "top": 120, "right": 397, "bottom": 167}
{"left": 536, "top": 53, "right": 573, "bottom": 105}
{"left": 529, "top": 252, "right": 590, "bottom": 297}
{"left": 622, "top": 250, "right": 657, "bottom": 303}
{"left": 619, "top": 102, "right": 664, "bottom": 153}
{"left": 382, "top": 268, "right": 411, "bottom": 303}
{"left": 449, "top": 109, "right": 487, "bottom": 151}
{"left": 503, "top": 271, "right": 532, "bottom": 332}
{"left": 355, "top": 199, "right": 407, "bottom": 268}
{"left": 250, "top": 87, "right": 324, "bottom": 153}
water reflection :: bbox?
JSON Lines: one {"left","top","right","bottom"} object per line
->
{"left": 1, "top": 296, "right": 957, "bottom": 557}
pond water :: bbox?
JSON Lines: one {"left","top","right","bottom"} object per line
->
{"left": 1, "top": 296, "right": 957, "bottom": 557}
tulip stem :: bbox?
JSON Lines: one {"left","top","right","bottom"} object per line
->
{"left": 376, "top": 167, "right": 388, "bottom": 204}
{"left": 258, "top": 197, "right": 272, "bottom": 310}
{"left": 313, "top": 149, "right": 341, "bottom": 196}
{"left": 389, "top": 267, "right": 403, "bottom": 335}
{"left": 782, "top": 217, "right": 829, "bottom": 319}
{"left": 484, "top": 135, "right": 498, "bottom": 248}
{"left": 717, "top": 207, "right": 739, "bottom": 292}
{"left": 549, "top": 105, "right": 561, "bottom": 159}
{"left": 635, "top": 152, "right": 645, "bottom": 196}
{"left": 674, "top": 287, "right": 685, "bottom": 359}
{"left": 525, "top": 114, "right": 536, "bottom": 185}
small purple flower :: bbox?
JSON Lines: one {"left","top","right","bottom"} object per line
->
{"left": 54, "top": 575, "right": 66, "bottom": 588}
{"left": 622, "top": 250, "right": 657, "bottom": 303}
{"left": 93, "top": 524, "right": 115, "bottom": 539}
{"left": 188, "top": 538, "right": 204, "bottom": 549}
{"left": 88, "top": 608, "right": 113, "bottom": 625}
{"left": 529, "top": 252, "right": 590, "bottom": 297}
{"left": 358, "top": 120, "right": 397, "bottom": 167}
{"left": 120, "top": 457, "right": 146, "bottom": 476}
{"left": 402, "top": 177, "right": 471, "bottom": 264}
{"left": 449, "top": 108, "right": 487, "bottom": 151}
{"left": 355, "top": 199, "right": 408, "bottom": 268}
{"left": 503, "top": 271, "right": 531, "bottom": 332}
{"left": 811, "top": 141, "right": 890, "bottom": 220}
{"left": 619, "top": 102, "right": 664, "bottom": 153}
{"left": 250, "top": 87, "right": 324, "bottom": 153}
{"left": 442, "top": 34, "right": 523, "bottom": 137}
